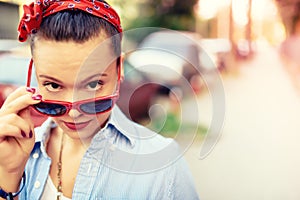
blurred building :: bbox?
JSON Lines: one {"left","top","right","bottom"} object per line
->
{"left": 0, "top": 1, "right": 19, "bottom": 40}
{"left": 195, "top": 0, "right": 286, "bottom": 59}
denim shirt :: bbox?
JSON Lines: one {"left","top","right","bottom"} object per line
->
{"left": 19, "top": 106, "right": 199, "bottom": 200}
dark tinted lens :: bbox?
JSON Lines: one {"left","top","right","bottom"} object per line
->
{"left": 80, "top": 99, "right": 113, "bottom": 114}
{"left": 34, "top": 102, "right": 67, "bottom": 116}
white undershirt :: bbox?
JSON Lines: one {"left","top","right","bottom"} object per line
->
{"left": 40, "top": 175, "right": 72, "bottom": 200}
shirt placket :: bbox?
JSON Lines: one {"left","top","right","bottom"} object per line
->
{"left": 71, "top": 133, "right": 109, "bottom": 199}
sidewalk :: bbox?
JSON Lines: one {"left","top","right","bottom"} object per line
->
{"left": 184, "top": 42, "right": 300, "bottom": 200}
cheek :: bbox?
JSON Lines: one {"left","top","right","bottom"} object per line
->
{"left": 95, "top": 111, "right": 111, "bottom": 128}
{"left": 36, "top": 83, "right": 49, "bottom": 97}
{"left": 36, "top": 86, "right": 70, "bottom": 101}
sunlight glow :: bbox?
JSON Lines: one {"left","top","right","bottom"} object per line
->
{"left": 197, "top": 0, "right": 279, "bottom": 25}
{"left": 196, "top": 0, "right": 231, "bottom": 20}
{"left": 252, "top": 0, "right": 278, "bottom": 20}
{"left": 232, "top": 0, "right": 249, "bottom": 26}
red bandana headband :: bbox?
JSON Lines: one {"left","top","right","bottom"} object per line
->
{"left": 18, "top": 0, "right": 122, "bottom": 42}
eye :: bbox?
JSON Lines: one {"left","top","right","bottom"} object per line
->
{"left": 86, "top": 80, "right": 103, "bottom": 91}
{"left": 43, "top": 82, "right": 62, "bottom": 92}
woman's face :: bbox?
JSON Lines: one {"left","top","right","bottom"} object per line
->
{"left": 32, "top": 33, "right": 120, "bottom": 141}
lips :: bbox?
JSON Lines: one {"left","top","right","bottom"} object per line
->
{"left": 63, "top": 120, "right": 91, "bottom": 130}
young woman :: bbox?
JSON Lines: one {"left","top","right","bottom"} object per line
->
{"left": 0, "top": 0, "right": 199, "bottom": 199}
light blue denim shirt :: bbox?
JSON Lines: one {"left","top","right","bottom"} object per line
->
{"left": 19, "top": 106, "right": 199, "bottom": 200}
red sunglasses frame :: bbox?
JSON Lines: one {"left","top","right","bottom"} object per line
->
{"left": 26, "top": 58, "right": 121, "bottom": 116}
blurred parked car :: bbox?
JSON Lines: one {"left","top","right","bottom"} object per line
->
{"left": 128, "top": 30, "right": 199, "bottom": 81}
{"left": 118, "top": 60, "right": 169, "bottom": 122}
{"left": 126, "top": 30, "right": 232, "bottom": 92}
{"left": 126, "top": 30, "right": 202, "bottom": 96}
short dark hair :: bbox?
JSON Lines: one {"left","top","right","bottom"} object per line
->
{"left": 31, "top": 1, "right": 121, "bottom": 56}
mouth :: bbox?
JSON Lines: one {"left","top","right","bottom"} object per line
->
{"left": 63, "top": 120, "right": 92, "bottom": 131}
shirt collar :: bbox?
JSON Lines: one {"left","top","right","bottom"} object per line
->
{"left": 107, "top": 105, "right": 136, "bottom": 147}
{"left": 35, "top": 117, "right": 55, "bottom": 144}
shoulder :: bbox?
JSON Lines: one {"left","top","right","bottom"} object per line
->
{"left": 108, "top": 105, "right": 176, "bottom": 154}
{"left": 109, "top": 106, "right": 172, "bottom": 147}
{"left": 106, "top": 106, "right": 187, "bottom": 173}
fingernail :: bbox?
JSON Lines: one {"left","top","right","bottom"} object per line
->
{"left": 21, "top": 131, "right": 26, "bottom": 138}
{"left": 29, "top": 131, "right": 33, "bottom": 138}
{"left": 32, "top": 94, "right": 42, "bottom": 101}
{"left": 26, "top": 87, "right": 36, "bottom": 94}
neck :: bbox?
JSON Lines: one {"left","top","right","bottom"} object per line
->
{"left": 53, "top": 127, "right": 91, "bottom": 153}
{"left": 65, "top": 135, "right": 88, "bottom": 154}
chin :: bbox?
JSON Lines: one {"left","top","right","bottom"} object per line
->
{"left": 53, "top": 113, "right": 110, "bottom": 139}
{"left": 64, "top": 120, "right": 105, "bottom": 139}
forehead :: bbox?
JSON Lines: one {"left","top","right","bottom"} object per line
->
{"left": 32, "top": 34, "right": 117, "bottom": 74}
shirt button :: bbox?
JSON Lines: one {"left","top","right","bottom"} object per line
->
{"left": 34, "top": 181, "right": 41, "bottom": 188}
{"left": 32, "top": 153, "right": 39, "bottom": 159}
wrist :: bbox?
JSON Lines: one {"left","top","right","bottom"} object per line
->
{"left": 0, "top": 172, "right": 25, "bottom": 200}
{"left": 0, "top": 169, "right": 24, "bottom": 194}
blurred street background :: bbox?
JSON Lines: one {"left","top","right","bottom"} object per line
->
{"left": 2, "top": 0, "right": 300, "bottom": 199}
{"left": 186, "top": 42, "right": 300, "bottom": 199}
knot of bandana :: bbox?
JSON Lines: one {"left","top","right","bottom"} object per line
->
{"left": 18, "top": 0, "right": 122, "bottom": 42}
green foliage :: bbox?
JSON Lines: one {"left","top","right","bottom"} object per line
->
{"left": 149, "top": 112, "right": 208, "bottom": 138}
{"left": 126, "top": 0, "right": 197, "bottom": 31}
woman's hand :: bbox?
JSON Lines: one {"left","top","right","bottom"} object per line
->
{"left": 0, "top": 87, "right": 42, "bottom": 192}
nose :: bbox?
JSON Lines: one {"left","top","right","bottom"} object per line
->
{"left": 68, "top": 108, "right": 83, "bottom": 118}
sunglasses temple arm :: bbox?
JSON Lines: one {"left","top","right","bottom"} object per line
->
{"left": 26, "top": 59, "right": 33, "bottom": 87}
{"left": 117, "top": 57, "right": 121, "bottom": 80}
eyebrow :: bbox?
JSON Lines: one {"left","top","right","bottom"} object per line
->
{"left": 38, "top": 73, "right": 108, "bottom": 85}
{"left": 39, "top": 75, "right": 64, "bottom": 84}
{"left": 80, "top": 73, "right": 108, "bottom": 85}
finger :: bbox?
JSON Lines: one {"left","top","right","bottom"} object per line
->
{"left": 0, "top": 124, "right": 29, "bottom": 143}
{"left": 0, "top": 114, "right": 32, "bottom": 138}
{"left": 14, "top": 136, "right": 35, "bottom": 156}
{"left": 2, "top": 86, "right": 36, "bottom": 107}
{"left": 0, "top": 128, "right": 35, "bottom": 158}
{"left": 0, "top": 93, "right": 42, "bottom": 116}
{"left": 19, "top": 108, "right": 34, "bottom": 136}
{"left": 14, "top": 128, "right": 36, "bottom": 157}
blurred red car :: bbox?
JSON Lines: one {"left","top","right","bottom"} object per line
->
{"left": 118, "top": 60, "right": 169, "bottom": 122}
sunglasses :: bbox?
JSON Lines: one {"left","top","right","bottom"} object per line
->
{"left": 26, "top": 58, "right": 121, "bottom": 117}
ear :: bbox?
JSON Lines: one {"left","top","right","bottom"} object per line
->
{"left": 120, "top": 52, "right": 125, "bottom": 82}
